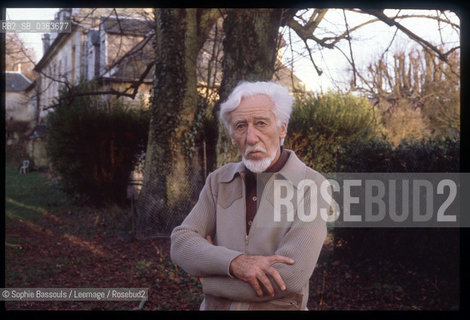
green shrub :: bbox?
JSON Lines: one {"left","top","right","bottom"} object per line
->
{"left": 336, "top": 137, "right": 395, "bottom": 172}
{"left": 333, "top": 136, "right": 460, "bottom": 275}
{"left": 337, "top": 136, "right": 460, "bottom": 172}
{"left": 393, "top": 137, "right": 460, "bottom": 172}
{"left": 45, "top": 83, "right": 149, "bottom": 206}
{"left": 285, "top": 91, "right": 384, "bottom": 172}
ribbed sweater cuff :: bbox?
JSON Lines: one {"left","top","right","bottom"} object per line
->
{"left": 216, "top": 248, "right": 244, "bottom": 277}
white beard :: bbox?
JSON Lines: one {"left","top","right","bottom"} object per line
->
{"left": 242, "top": 148, "right": 277, "bottom": 173}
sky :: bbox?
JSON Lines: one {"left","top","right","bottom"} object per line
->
{"left": 5, "top": 8, "right": 460, "bottom": 92}
{"left": 6, "top": 8, "right": 60, "bottom": 61}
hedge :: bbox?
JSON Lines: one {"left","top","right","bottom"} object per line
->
{"left": 45, "top": 83, "right": 149, "bottom": 206}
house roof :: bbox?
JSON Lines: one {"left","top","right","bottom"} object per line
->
{"left": 5, "top": 71, "right": 32, "bottom": 91}
{"left": 100, "top": 16, "right": 154, "bottom": 36}
{"left": 100, "top": 33, "right": 155, "bottom": 83}
{"left": 35, "top": 16, "right": 154, "bottom": 73}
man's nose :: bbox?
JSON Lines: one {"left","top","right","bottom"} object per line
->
{"left": 246, "top": 125, "right": 260, "bottom": 146}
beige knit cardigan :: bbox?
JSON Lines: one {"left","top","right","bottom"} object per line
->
{"left": 170, "top": 150, "right": 330, "bottom": 310}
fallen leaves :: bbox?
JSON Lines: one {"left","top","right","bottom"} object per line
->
{"left": 5, "top": 211, "right": 202, "bottom": 311}
{"left": 5, "top": 210, "right": 460, "bottom": 311}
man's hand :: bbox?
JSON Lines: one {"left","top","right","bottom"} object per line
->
{"left": 229, "top": 254, "right": 295, "bottom": 297}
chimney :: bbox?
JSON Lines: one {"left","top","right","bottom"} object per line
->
{"left": 42, "top": 34, "right": 51, "bottom": 54}
{"left": 57, "top": 8, "right": 72, "bottom": 21}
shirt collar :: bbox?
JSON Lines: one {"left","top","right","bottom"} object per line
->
{"left": 276, "top": 150, "right": 307, "bottom": 186}
{"left": 217, "top": 161, "right": 245, "bottom": 183}
{"left": 264, "top": 146, "right": 289, "bottom": 173}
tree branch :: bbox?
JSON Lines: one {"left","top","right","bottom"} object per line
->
{"left": 361, "top": 9, "right": 451, "bottom": 63}
{"left": 343, "top": 9, "right": 357, "bottom": 88}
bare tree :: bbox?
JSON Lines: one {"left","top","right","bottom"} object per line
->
{"left": 352, "top": 46, "right": 459, "bottom": 144}
{"left": 5, "top": 32, "right": 37, "bottom": 81}
{"left": 285, "top": 9, "right": 459, "bottom": 90}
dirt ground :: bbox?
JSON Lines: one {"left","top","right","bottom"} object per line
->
{"left": 5, "top": 206, "right": 459, "bottom": 311}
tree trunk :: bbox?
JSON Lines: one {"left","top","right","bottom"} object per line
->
{"left": 212, "top": 9, "right": 284, "bottom": 167}
{"left": 136, "top": 8, "right": 220, "bottom": 237}
{"left": 136, "top": 8, "right": 199, "bottom": 236}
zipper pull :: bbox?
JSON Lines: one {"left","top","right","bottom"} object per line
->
{"left": 245, "top": 234, "right": 249, "bottom": 245}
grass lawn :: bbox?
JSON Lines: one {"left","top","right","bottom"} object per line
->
{"left": 5, "top": 164, "right": 82, "bottom": 287}
{"left": 5, "top": 164, "right": 75, "bottom": 222}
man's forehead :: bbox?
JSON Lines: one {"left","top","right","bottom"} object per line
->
{"left": 230, "top": 94, "right": 275, "bottom": 117}
{"left": 230, "top": 108, "right": 275, "bottom": 123}
{"left": 239, "top": 94, "right": 274, "bottom": 107}
{"left": 241, "top": 93, "right": 272, "bottom": 101}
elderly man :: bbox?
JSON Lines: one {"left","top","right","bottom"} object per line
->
{"left": 171, "top": 81, "right": 330, "bottom": 310}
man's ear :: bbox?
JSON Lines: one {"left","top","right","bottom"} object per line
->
{"left": 231, "top": 136, "right": 236, "bottom": 145}
{"left": 279, "top": 123, "right": 287, "bottom": 139}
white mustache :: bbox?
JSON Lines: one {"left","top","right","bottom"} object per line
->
{"left": 245, "top": 145, "right": 266, "bottom": 157}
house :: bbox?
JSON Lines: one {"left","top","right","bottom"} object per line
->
{"left": 32, "top": 8, "right": 154, "bottom": 120}
{"left": 24, "top": 8, "right": 154, "bottom": 170}
{"left": 5, "top": 71, "right": 34, "bottom": 123}
{"left": 5, "top": 70, "right": 35, "bottom": 147}
{"left": 5, "top": 70, "right": 48, "bottom": 168}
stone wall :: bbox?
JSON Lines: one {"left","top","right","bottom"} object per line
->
{"left": 6, "top": 92, "right": 31, "bottom": 122}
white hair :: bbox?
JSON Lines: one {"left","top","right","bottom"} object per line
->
{"left": 219, "top": 81, "right": 294, "bottom": 145}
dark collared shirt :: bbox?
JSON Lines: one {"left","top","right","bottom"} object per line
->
{"left": 244, "top": 147, "right": 290, "bottom": 234}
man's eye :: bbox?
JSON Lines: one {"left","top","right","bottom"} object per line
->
{"left": 257, "top": 121, "right": 266, "bottom": 126}
{"left": 236, "top": 124, "right": 246, "bottom": 130}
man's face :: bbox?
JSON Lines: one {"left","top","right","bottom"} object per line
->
{"left": 229, "top": 94, "right": 287, "bottom": 168}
